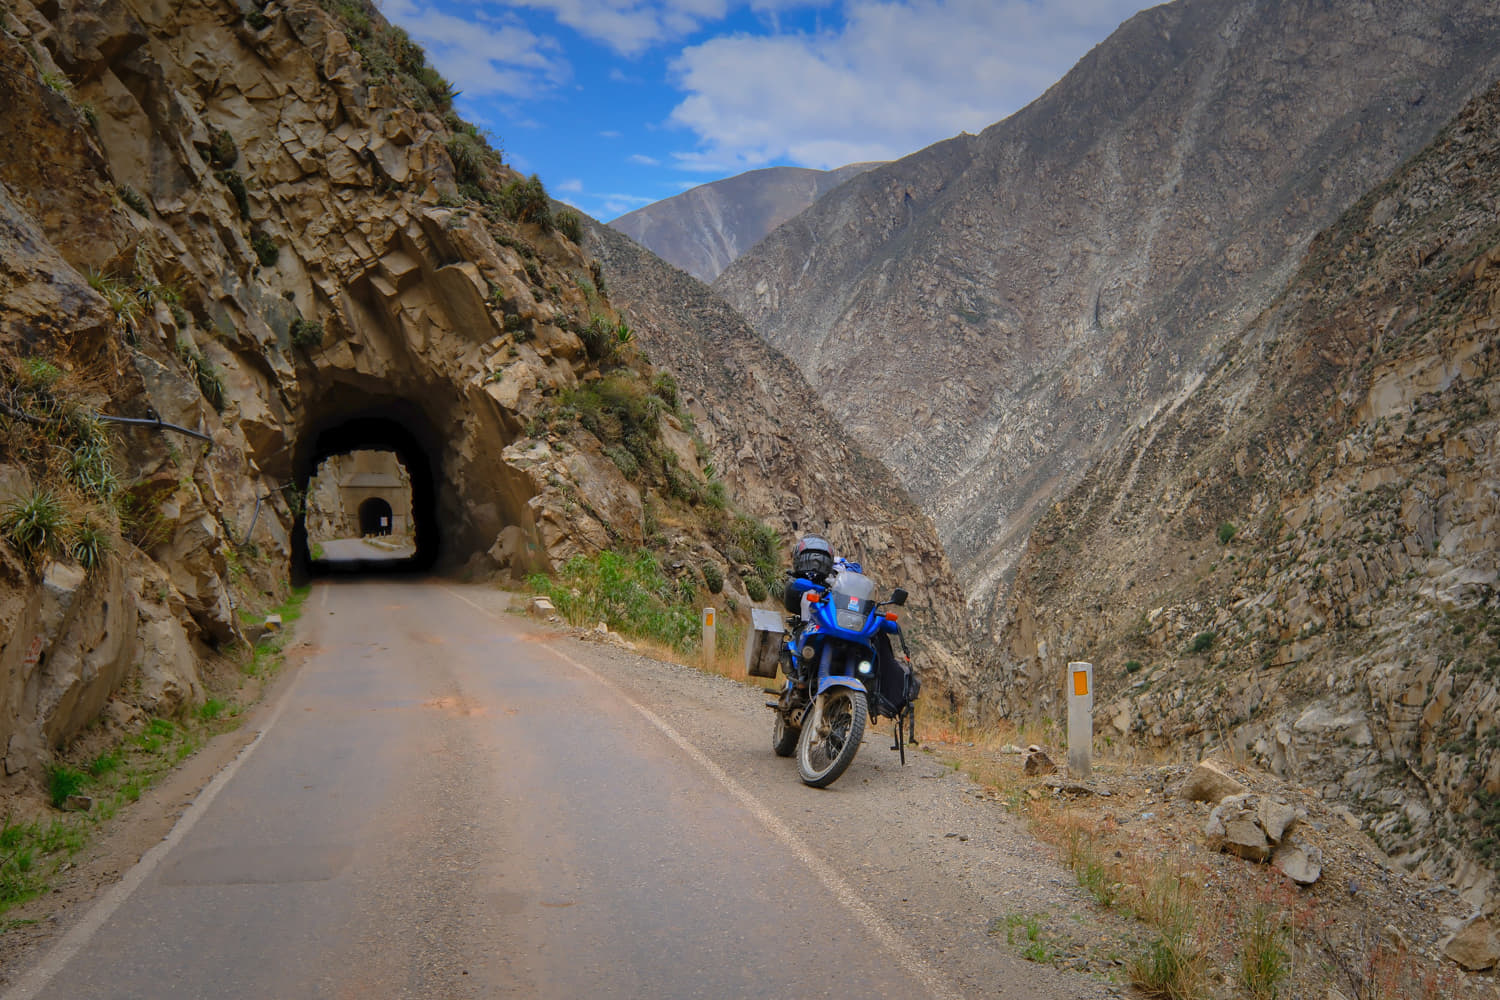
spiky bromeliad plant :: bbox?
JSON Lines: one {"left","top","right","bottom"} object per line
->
{"left": 0, "top": 488, "right": 70, "bottom": 561}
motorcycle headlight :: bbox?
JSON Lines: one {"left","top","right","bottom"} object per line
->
{"left": 857, "top": 659, "right": 873, "bottom": 675}
{"left": 801, "top": 645, "right": 816, "bottom": 660}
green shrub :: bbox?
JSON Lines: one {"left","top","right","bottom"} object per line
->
{"left": 651, "top": 372, "right": 680, "bottom": 410}
{"left": 1189, "top": 631, "right": 1216, "bottom": 654}
{"left": 217, "top": 169, "right": 251, "bottom": 220}
{"left": 86, "top": 270, "right": 144, "bottom": 327}
{"left": 555, "top": 208, "right": 583, "bottom": 243}
{"left": 206, "top": 127, "right": 238, "bottom": 169}
{"left": 1124, "top": 659, "right": 1144, "bottom": 674}
{"left": 565, "top": 375, "right": 663, "bottom": 471}
{"left": 245, "top": 10, "right": 271, "bottom": 30}
{"left": 527, "top": 549, "right": 699, "bottom": 651}
{"left": 119, "top": 185, "right": 149, "bottom": 216}
{"left": 743, "top": 573, "right": 768, "bottom": 603}
{"left": 176, "top": 341, "right": 226, "bottom": 410}
{"left": 21, "top": 357, "right": 64, "bottom": 386}
{"left": 727, "top": 515, "right": 780, "bottom": 593}
{"left": 290, "top": 317, "right": 324, "bottom": 349}
{"left": 701, "top": 561, "right": 724, "bottom": 594}
{"left": 1, "top": 489, "right": 69, "bottom": 562}
{"left": 414, "top": 65, "right": 457, "bottom": 108}
{"left": 1217, "top": 521, "right": 1237, "bottom": 545}
{"left": 69, "top": 517, "right": 112, "bottom": 570}
{"left": 445, "top": 132, "right": 486, "bottom": 186}
{"left": 250, "top": 230, "right": 279, "bottom": 267}
{"left": 499, "top": 174, "right": 552, "bottom": 228}
{"left": 603, "top": 445, "right": 638, "bottom": 479}
{"left": 46, "top": 764, "right": 87, "bottom": 809}
{"left": 1237, "top": 904, "right": 1291, "bottom": 1000}
{"left": 579, "top": 315, "right": 616, "bottom": 362}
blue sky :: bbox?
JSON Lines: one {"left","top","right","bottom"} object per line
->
{"left": 380, "top": 0, "right": 1154, "bottom": 220}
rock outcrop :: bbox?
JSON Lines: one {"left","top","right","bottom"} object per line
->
{"left": 0, "top": 0, "right": 889, "bottom": 787}
{"left": 609, "top": 162, "right": 880, "bottom": 282}
{"left": 993, "top": 77, "right": 1500, "bottom": 918}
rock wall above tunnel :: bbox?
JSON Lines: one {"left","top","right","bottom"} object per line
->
{"left": 0, "top": 0, "right": 732, "bottom": 783}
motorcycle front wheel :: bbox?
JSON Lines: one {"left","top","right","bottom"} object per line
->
{"left": 796, "top": 688, "right": 867, "bottom": 788}
{"left": 772, "top": 711, "right": 799, "bottom": 757}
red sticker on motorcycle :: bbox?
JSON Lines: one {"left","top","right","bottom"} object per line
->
{"left": 847, "top": 596, "right": 859, "bottom": 611}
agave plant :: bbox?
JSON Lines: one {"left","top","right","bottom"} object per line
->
{"left": 69, "top": 517, "right": 113, "bottom": 571}
{"left": 1, "top": 488, "right": 69, "bottom": 561}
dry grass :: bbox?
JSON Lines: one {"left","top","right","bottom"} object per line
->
{"left": 919, "top": 734, "right": 1480, "bottom": 1000}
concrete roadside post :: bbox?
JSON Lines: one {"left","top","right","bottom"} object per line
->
{"left": 703, "top": 607, "right": 716, "bottom": 669}
{"left": 1067, "top": 661, "right": 1094, "bottom": 778}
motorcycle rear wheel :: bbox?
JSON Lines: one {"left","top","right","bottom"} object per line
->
{"left": 796, "top": 688, "right": 867, "bottom": 788}
{"left": 772, "top": 711, "right": 799, "bottom": 757}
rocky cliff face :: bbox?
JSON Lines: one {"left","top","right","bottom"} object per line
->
{"left": 714, "top": 0, "right": 1500, "bottom": 631}
{"left": 586, "top": 223, "right": 973, "bottom": 696}
{"left": 993, "top": 78, "right": 1500, "bottom": 918}
{"left": 0, "top": 0, "right": 847, "bottom": 787}
{"left": 610, "top": 162, "right": 879, "bottom": 282}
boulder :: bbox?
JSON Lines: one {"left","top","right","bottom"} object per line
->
{"left": 1023, "top": 745, "right": 1057, "bottom": 776}
{"left": 1181, "top": 758, "right": 1248, "bottom": 803}
{"left": 1271, "top": 836, "right": 1323, "bottom": 885}
{"left": 1206, "top": 794, "right": 1272, "bottom": 861}
{"left": 1257, "top": 797, "right": 1299, "bottom": 843}
{"left": 1441, "top": 916, "right": 1499, "bottom": 971}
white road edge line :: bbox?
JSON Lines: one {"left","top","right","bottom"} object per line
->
{"left": 440, "top": 585, "right": 964, "bottom": 1000}
{"left": 3, "top": 597, "right": 315, "bottom": 1000}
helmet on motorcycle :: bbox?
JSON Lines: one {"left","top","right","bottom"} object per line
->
{"left": 792, "top": 534, "right": 834, "bottom": 582}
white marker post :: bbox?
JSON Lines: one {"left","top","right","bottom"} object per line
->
{"left": 1067, "top": 661, "right": 1094, "bottom": 778}
{"left": 702, "top": 607, "right": 716, "bottom": 670}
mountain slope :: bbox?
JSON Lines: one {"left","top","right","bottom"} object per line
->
{"left": 996, "top": 76, "right": 1500, "bottom": 917}
{"left": 585, "top": 222, "right": 974, "bottom": 695}
{"left": 610, "top": 162, "right": 879, "bottom": 282}
{"left": 714, "top": 0, "right": 1500, "bottom": 629}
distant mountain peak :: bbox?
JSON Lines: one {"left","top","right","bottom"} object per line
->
{"left": 609, "top": 162, "right": 882, "bottom": 281}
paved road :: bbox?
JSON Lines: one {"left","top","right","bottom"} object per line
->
{"left": 315, "top": 536, "right": 416, "bottom": 562}
{"left": 9, "top": 580, "right": 989, "bottom": 1000}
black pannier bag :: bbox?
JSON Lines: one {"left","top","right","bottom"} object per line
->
{"left": 871, "top": 631, "right": 919, "bottom": 719}
{"left": 792, "top": 534, "right": 834, "bottom": 582}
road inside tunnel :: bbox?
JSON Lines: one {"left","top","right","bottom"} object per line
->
{"left": 291, "top": 397, "right": 443, "bottom": 582}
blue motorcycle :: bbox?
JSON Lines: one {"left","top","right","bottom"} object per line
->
{"left": 760, "top": 534, "right": 921, "bottom": 788}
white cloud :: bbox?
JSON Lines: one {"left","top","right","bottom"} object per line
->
{"left": 628, "top": 153, "right": 662, "bottom": 165}
{"left": 504, "top": 0, "right": 735, "bottom": 57}
{"left": 667, "top": 0, "right": 1145, "bottom": 170}
{"left": 600, "top": 129, "right": 624, "bottom": 137}
{"left": 381, "top": 0, "right": 570, "bottom": 98}
{"left": 556, "top": 178, "right": 585, "bottom": 192}
{"left": 600, "top": 192, "right": 657, "bottom": 215}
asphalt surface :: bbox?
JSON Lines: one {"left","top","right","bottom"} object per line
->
{"left": 316, "top": 536, "right": 415, "bottom": 561}
{"left": 6, "top": 579, "right": 1101, "bottom": 1000}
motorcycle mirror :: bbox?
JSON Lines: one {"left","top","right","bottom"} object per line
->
{"left": 891, "top": 588, "right": 908, "bottom": 606}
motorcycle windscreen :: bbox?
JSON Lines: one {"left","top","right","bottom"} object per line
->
{"left": 871, "top": 631, "right": 913, "bottom": 718}
{"left": 830, "top": 572, "right": 878, "bottom": 630}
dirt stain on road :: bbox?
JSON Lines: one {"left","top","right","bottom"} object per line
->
{"left": 421, "top": 695, "right": 487, "bottom": 718}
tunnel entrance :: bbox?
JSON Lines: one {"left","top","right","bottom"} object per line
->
{"left": 358, "top": 497, "right": 393, "bottom": 536}
{"left": 291, "top": 394, "right": 443, "bottom": 581}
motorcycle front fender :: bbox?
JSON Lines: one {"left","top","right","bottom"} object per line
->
{"left": 815, "top": 675, "right": 868, "bottom": 698}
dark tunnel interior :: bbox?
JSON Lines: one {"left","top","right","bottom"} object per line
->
{"left": 290, "top": 397, "right": 443, "bottom": 582}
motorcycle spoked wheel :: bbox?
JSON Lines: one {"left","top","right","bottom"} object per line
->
{"left": 772, "top": 710, "right": 799, "bottom": 757}
{"left": 795, "top": 688, "right": 867, "bottom": 788}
